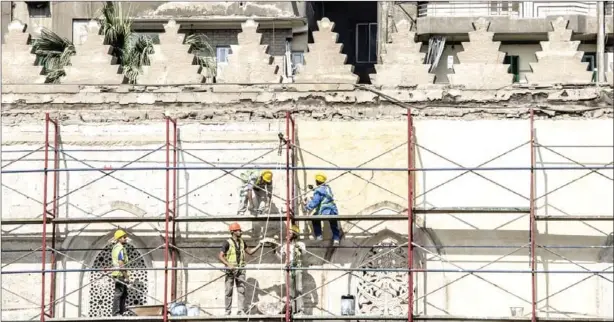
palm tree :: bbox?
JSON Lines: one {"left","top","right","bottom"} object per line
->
{"left": 32, "top": 1, "right": 215, "bottom": 84}
{"left": 32, "top": 29, "right": 75, "bottom": 83}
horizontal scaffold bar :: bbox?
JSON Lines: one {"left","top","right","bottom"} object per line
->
{"left": 2, "top": 267, "right": 612, "bottom": 275}
{"left": 0, "top": 315, "right": 611, "bottom": 322}
{"left": 0, "top": 207, "right": 531, "bottom": 225}
{"left": 2, "top": 165, "right": 613, "bottom": 174}
{"left": 535, "top": 215, "right": 613, "bottom": 221}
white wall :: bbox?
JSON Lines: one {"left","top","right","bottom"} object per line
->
{"left": 2, "top": 119, "right": 612, "bottom": 319}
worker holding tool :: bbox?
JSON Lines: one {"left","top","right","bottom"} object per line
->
{"left": 218, "top": 222, "right": 267, "bottom": 315}
{"left": 275, "top": 224, "right": 307, "bottom": 314}
{"left": 111, "top": 229, "right": 130, "bottom": 316}
{"left": 304, "top": 173, "right": 341, "bottom": 246}
{"left": 237, "top": 170, "right": 274, "bottom": 216}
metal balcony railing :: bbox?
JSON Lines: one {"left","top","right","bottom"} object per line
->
{"left": 417, "top": 1, "right": 614, "bottom": 18}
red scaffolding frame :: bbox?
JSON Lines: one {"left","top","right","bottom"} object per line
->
{"left": 1, "top": 107, "right": 613, "bottom": 322}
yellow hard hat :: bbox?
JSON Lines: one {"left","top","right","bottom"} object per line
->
{"left": 114, "top": 229, "right": 127, "bottom": 240}
{"left": 315, "top": 172, "right": 327, "bottom": 183}
{"left": 261, "top": 170, "right": 273, "bottom": 183}
{"left": 290, "top": 224, "right": 300, "bottom": 234}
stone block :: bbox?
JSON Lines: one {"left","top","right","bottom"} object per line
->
{"left": 295, "top": 18, "right": 359, "bottom": 84}
{"left": 526, "top": 17, "right": 593, "bottom": 85}
{"left": 1, "top": 20, "right": 45, "bottom": 84}
{"left": 370, "top": 20, "right": 434, "bottom": 87}
{"left": 62, "top": 20, "right": 123, "bottom": 85}
{"left": 216, "top": 19, "right": 281, "bottom": 84}
{"left": 139, "top": 20, "right": 203, "bottom": 85}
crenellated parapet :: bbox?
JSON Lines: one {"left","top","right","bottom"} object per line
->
{"left": 62, "top": 20, "right": 123, "bottom": 85}
{"left": 526, "top": 17, "right": 593, "bottom": 85}
{"left": 139, "top": 20, "right": 203, "bottom": 85}
{"left": 448, "top": 18, "right": 513, "bottom": 90}
{"left": 1, "top": 20, "right": 45, "bottom": 84}
{"left": 216, "top": 19, "right": 281, "bottom": 84}
{"left": 294, "top": 18, "right": 359, "bottom": 84}
{"left": 370, "top": 20, "right": 433, "bottom": 87}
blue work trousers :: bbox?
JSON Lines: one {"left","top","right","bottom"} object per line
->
{"left": 312, "top": 210, "right": 341, "bottom": 241}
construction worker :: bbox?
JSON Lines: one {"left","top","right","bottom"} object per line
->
{"left": 276, "top": 224, "right": 307, "bottom": 314}
{"left": 218, "top": 222, "right": 265, "bottom": 315}
{"left": 237, "top": 170, "right": 273, "bottom": 216}
{"left": 111, "top": 229, "right": 130, "bottom": 316}
{"left": 304, "top": 173, "right": 341, "bottom": 245}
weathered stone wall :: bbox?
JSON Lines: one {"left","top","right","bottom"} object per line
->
{"left": 1, "top": 85, "right": 613, "bottom": 320}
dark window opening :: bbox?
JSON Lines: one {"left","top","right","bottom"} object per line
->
{"left": 26, "top": 1, "right": 50, "bottom": 18}
{"left": 355, "top": 23, "right": 378, "bottom": 64}
{"left": 504, "top": 55, "right": 520, "bottom": 83}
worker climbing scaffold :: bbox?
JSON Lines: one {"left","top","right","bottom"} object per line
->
{"left": 237, "top": 170, "right": 274, "bottom": 216}
{"left": 304, "top": 172, "right": 341, "bottom": 245}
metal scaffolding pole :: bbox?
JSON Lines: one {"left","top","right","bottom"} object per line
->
{"left": 284, "top": 111, "right": 292, "bottom": 322}
{"left": 529, "top": 108, "right": 537, "bottom": 322}
{"left": 163, "top": 117, "right": 177, "bottom": 321}
{"left": 407, "top": 108, "right": 415, "bottom": 322}
{"left": 40, "top": 113, "right": 59, "bottom": 322}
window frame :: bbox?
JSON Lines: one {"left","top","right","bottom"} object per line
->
{"left": 355, "top": 22, "right": 378, "bottom": 64}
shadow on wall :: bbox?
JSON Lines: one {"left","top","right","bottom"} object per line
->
{"left": 245, "top": 274, "right": 319, "bottom": 315}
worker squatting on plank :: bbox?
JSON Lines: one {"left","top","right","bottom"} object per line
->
{"left": 111, "top": 229, "right": 130, "bottom": 316}
{"left": 218, "top": 223, "right": 266, "bottom": 315}
{"left": 236, "top": 170, "right": 273, "bottom": 216}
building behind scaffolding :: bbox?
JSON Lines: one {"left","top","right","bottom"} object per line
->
{"left": 1, "top": 1, "right": 614, "bottom": 322}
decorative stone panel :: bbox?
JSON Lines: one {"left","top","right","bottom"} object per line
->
{"left": 63, "top": 20, "right": 123, "bottom": 85}
{"left": 294, "top": 18, "right": 359, "bottom": 84}
{"left": 526, "top": 17, "right": 593, "bottom": 85}
{"left": 370, "top": 20, "right": 433, "bottom": 87}
{"left": 87, "top": 243, "right": 148, "bottom": 317}
{"left": 448, "top": 18, "right": 513, "bottom": 90}
{"left": 357, "top": 237, "right": 409, "bottom": 315}
{"left": 139, "top": 20, "right": 203, "bottom": 85}
{"left": 1, "top": 20, "right": 45, "bottom": 84}
{"left": 216, "top": 19, "right": 281, "bottom": 84}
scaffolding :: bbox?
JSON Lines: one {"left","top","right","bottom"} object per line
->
{"left": 1, "top": 106, "right": 614, "bottom": 322}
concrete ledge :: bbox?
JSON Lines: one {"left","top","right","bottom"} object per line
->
{"left": 1, "top": 84, "right": 612, "bottom": 123}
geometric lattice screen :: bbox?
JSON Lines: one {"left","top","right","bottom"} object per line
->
{"left": 88, "top": 243, "right": 148, "bottom": 317}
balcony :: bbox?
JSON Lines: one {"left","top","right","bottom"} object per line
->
{"left": 418, "top": 1, "right": 613, "bottom": 18}
{"left": 417, "top": 1, "right": 614, "bottom": 37}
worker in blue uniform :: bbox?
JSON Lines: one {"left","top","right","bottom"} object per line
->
{"left": 304, "top": 172, "right": 341, "bottom": 246}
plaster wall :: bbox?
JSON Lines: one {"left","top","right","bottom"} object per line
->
{"left": 2, "top": 119, "right": 612, "bottom": 319}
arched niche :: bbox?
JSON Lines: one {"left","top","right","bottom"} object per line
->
{"left": 53, "top": 201, "right": 181, "bottom": 318}
{"left": 329, "top": 201, "right": 449, "bottom": 316}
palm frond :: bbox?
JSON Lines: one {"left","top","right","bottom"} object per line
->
{"left": 122, "top": 34, "right": 155, "bottom": 84}
{"left": 32, "top": 28, "right": 75, "bottom": 83}
{"left": 185, "top": 33, "right": 217, "bottom": 76}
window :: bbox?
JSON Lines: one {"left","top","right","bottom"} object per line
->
{"left": 504, "top": 55, "right": 520, "bottom": 83}
{"left": 582, "top": 52, "right": 597, "bottom": 82}
{"left": 290, "top": 51, "right": 304, "bottom": 75}
{"left": 131, "top": 32, "right": 161, "bottom": 44}
{"left": 355, "top": 23, "right": 378, "bottom": 63}
{"left": 216, "top": 46, "right": 232, "bottom": 76}
{"left": 489, "top": 1, "right": 521, "bottom": 15}
{"left": 72, "top": 20, "right": 89, "bottom": 46}
{"left": 26, "top": 1, "right": 51, "bottom": 18}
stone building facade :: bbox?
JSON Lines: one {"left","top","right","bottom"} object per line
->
{"left": 1, "top": 4, "right": 614, "bottom": 322}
